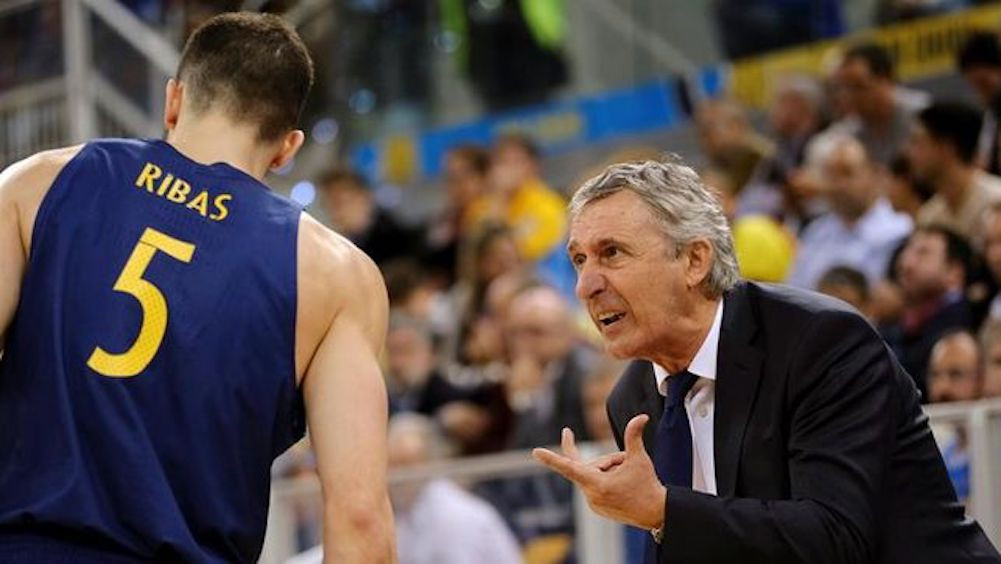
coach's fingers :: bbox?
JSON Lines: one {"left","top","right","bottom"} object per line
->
{"left": 624, "top": 414, "right": 650, "bottom": 457}
{"left": 561, "top": 427, "right": 581, "bottom": 461}
{"left": 533, "top": 447, "right": 592, "bottom": 485}
{"left": 592, "top": 451, "right": 627, "bottom": 472}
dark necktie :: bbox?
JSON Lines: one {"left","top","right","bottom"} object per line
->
{"left": 644, "top": 370, "right": 698, "bottom": 564}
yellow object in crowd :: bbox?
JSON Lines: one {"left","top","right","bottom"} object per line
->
{"left": 732, "top": 215, "right": 796, "bottom": 283}
{"left": 466, "top": 179, "right": 567, "bottom": 262}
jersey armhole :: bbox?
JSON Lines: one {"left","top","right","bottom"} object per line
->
{"left": 27, "top": 145, "right": 90, "bottom": 261}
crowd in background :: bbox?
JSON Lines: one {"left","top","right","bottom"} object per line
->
{"left": 276, "top": 30, "right": 1001, "bottom": 563}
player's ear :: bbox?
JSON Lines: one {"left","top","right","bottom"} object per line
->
{"left": 269, "top": 129, "right": 305, "bottom": 172}
{"left": 163, "top": 79, "right": 183, "bottom": 133}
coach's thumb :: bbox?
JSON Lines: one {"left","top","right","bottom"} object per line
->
{"left": 624, "top": 414, "right": 649, "bottom": 456}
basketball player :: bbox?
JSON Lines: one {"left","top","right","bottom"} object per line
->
{"left": 0, "top": 13, "right": 394, "bottom": 563}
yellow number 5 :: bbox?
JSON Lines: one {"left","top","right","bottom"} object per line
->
{"left": 87, "top": 227, "right": 195, "bottom": 378}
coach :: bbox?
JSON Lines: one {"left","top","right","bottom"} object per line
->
{"left": 533, "top": 159, "right": 1000, "bottom": 563}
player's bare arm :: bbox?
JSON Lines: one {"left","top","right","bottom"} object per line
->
{"left": 296, "top": 213, "right": 395, "bottom": 564}
{"left": 0, "top": 146, "right": 80, "bottom": 351}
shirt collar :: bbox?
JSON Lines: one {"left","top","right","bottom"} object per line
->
{"left": 653, "top": 300, "right": 724, "bottom": 396}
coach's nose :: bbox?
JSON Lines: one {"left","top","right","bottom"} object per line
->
{"left": 575, "top": 264, "right": 607, "bottom": 303}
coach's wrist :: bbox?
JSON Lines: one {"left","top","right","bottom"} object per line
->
{"left": 641, "top": 483, "right": 667, "bottom": 531}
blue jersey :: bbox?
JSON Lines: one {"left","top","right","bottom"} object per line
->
{"left": 0, "top": 139, "right": 306, "bottom": 562}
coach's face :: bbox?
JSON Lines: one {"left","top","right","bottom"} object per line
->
{"left": 569, "top": 190, "right": 708, "bottom": 362}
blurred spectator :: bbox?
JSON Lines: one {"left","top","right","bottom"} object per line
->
{"left": 979, "top": 203, "right": 1001, "bottom": 319}
{"left": 817, "top": 265, "right": 871, "bottom": 314}
{"left": 886, "top": 153, "right": 935, "bottom": 220}
{"left": 957, "top": 31, "right": 1001, "bottom": 174}
{"left": 289, "top": 414, "right": 523, "bottom": 564}
{"left": 869, "top": 278, "right": 907, "bottom": 328}
{"left": 885, "top": 226, "right": 974, "bottom": 398}
{"left": 928, "top": 331, "right": 982, "bottom": 403}
{"left": 978, "top": 319, "right": 1001, "bottom": 397}
{"left": 386, "top": 314, "right": 482, "bottom": 423}
{"left": 787, "top": 135, "right": 912, "bottom": 289}
{"left": 384, "top": 259, "right": 438, "bottom": 323}
{"left": 740, "top": 75, "right": 824, "bottom": 220}
{"left": 388, "top": 414, "right": 523, "bottom": 564}
{"left": 382, "top": 258, "right": 464, "bottom": 349}
{"left": 315, "top": 167, "right": 422, "bottom": 267}
{"left": 466, "top": 134, "right": 567, "bottom": 263}
{"left": 503, "top": 286, "right": 593, "bottom": 450}
{"left": 581, "top": 357, "right": 625, "bottom": 442}
{"left": 926, "top": 330, "right": 980, "bottom": 507}
{"left": 911, "top": 101, "right": 1001, "bottom": 239}
{"left": 425, "top": 145, "right": 492, "bottom": 287}
{"left": 831, "top": 43, "right": 924, "bottom": 166}
{"left": 695, "top": 99, "right": 775, "bottom": 194}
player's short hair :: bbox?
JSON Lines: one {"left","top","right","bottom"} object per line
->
{"left": 958, "top": 31, "right": 1001, "bottom": 72}
{"left": 917, "top": 101, "right": 984, "bottom": 165}
{"left": 176, "top": 12, "right": 314, "bottom": 141}
{"left": 843, "top": 42, "right": 895, "bottom": 81}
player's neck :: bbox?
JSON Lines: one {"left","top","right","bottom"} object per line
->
{"left": 166, "top": 116, "right": 275, "bottom": 180}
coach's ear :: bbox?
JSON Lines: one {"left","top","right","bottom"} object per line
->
{"left": 269, "top": 129, "right": 305, "bottom": 172}
{"left": 163, "top": 78, "right": 183, "bottom": 133}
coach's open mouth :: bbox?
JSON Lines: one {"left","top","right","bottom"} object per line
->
{"left": 597, "top": 312, "right": 626, "bottom": 327}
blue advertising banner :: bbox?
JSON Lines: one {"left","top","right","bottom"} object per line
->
{"left": 350, "top": 78, "right": 686, "bottom": 183}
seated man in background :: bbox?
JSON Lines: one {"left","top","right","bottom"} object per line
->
{"left": 786, "top": 135, "right": 911, "bottom": 290}
{"left": 956, "top": 31, "right": 1001, "bottom": 174}
{"left": 911, "top": 101, "right": 1001, "bottom": 240}
{"left": 831, "top": 42, "right": 924, "bottom": 166}
{"left": 884, "top": 225, "right": 975, "bottom": 398}
{"left": 504, "top": 285, "right": 593, "bottom": 450}
{"left": 927, "top": 331, "right": 983, "bottom": 404}
{"left": 926, "top": 331, "right": 983, "bottom": 508}
{"left": 289, "top": 414, "right": 523, "bottom": 564}
{"left": 695, "top": 98, "right": 774, "bottom": 194}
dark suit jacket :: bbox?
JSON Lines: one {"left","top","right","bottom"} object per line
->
{"left": 606, "top": 282, "right": 999, "bottom": 563}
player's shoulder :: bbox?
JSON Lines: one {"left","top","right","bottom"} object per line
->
{"left": 299, "top": 213, "right": 376, "bottom": 273}
{"left": 0, "top": 145, "right": 84, "bottom": 213}
{"left": 0, "top": 145, "right": 83, "bottom": 192}
{"left": 297, "top": 212, "right": 385, "bottom": 298}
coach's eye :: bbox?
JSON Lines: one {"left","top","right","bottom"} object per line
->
{"left": 572, "top": 254, "right": 586, "bottom": 269}
{"left": 601, "top": 246, "right": 620, "bottom": 259}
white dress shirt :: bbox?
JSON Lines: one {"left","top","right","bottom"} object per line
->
{"left": 653, "top": 301, "right": 723, "bottom": 496}
{"left": 287, "top": 479, "right": 522, "bottom": 564}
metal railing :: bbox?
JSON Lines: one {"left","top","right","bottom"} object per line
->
{"left": 0, "top": 0, "right": 177, "bottom": 165}
{"left": 264, "top": 398, "right": 1001, "bottom": 564}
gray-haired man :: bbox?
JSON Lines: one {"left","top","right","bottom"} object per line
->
{"left": 534, "top": 159, "right": 999, "bottom": 563}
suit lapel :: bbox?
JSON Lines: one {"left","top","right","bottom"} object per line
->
{"left": 714, "top": 283, "right": 765, "bottom": 497}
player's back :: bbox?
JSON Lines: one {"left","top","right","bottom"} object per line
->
{"left": 0, "top": 139, "right": 304, "bottom": 562}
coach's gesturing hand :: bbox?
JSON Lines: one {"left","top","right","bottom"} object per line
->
{"left": 533, "top": 414, "right": 666, "bottom": 531}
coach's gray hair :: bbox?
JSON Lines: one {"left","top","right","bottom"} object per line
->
{"left": 569, "top": 158, "right": 741, "bottom": 298}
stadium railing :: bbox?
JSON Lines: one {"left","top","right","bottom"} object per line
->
{"left": 263, "top": 397, "right": 1001, "bottom": 564}
{"left": 0, "top": 0, "right": 176, "bottom": 166}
